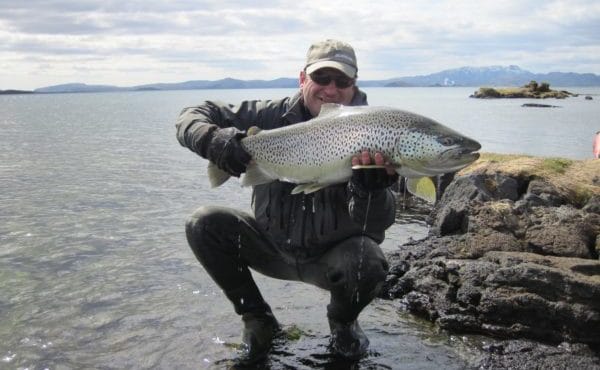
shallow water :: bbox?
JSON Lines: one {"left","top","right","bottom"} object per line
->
{"left": 1, "top": 88, "right": 598, "bottom": 369}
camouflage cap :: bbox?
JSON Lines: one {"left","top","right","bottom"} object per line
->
{"left": 305, "top": 39, "right": 358, "bottom": 78}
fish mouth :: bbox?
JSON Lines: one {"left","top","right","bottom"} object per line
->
{"left": 431, "top": 147, "right": 480, "bottom": 172}
{"left": 406, "top": 147, "right": 480, "bottom": 177}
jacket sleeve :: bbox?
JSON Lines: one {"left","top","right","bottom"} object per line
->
{"left": 347, "top": 187, "right": 397, "bottom": 234}
{"left": 175, "top": 100, "right": 282, "bottom": 158}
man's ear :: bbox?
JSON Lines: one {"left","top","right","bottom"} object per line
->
{"left": 299, "top": 70, "right": 307, "bottom": 87}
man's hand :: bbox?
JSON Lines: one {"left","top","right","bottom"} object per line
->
{"left": 207, "top": 127, "right": 252, "bottom": 177}
{"left": 349, "top": 151, "right": 399, "bottom": 192}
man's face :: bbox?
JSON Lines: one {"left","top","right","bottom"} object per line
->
{"left": 300, "top": 68, "right": 356, "bottom": 117}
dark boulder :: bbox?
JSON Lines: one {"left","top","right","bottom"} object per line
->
{"left": 382, "top": 170, "right": 600, "bottom": 367}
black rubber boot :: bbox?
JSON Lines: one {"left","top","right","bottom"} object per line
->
{"left": 238, "top": 311, "right": 280, "bottom": 365}
{"left": 328, "top": 318, "right": 369, "bottom": 359}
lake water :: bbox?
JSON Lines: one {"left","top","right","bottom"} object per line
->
{"left": 1, "top": 87, "right": 599, "bottom": 369}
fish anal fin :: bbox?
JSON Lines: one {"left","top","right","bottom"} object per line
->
{"left": 406, "top": 177, "right": 437, "bottom": 204}
{"left": 291, "top": 183, "right": 329, "bottom": 194}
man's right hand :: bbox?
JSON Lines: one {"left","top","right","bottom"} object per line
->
{"left": 349, "top": 151, "right": 398, "bottom": 193}
{"left": 207, "top": 127, "right": 252, "bottom": 177}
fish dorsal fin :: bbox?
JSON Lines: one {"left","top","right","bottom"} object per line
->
{"left": 406, "top": 177, "right": 437, "bottom": 204}
{"left": 241, "top": 163, "right": 275, "bottom": 187}
{"left": 247, "top": 126, "right": 262, "bottom": 136}
{"left": 318, "top": 103, "right": 343, "bottom": 117}
{"left": 291, "top": 182, "right": 328, "bottom": 194}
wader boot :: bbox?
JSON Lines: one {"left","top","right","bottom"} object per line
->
{"left": 238, "top": 310, "right": 280, "bottom": 365}
{"left": 328, "top": 318, "right": 369, "bottom": 359}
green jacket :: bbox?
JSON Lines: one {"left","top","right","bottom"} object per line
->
{"left": 176, "top": 89, "right": 396, "bottom": 258}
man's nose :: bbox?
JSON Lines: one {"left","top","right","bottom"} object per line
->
{"left": 322, "top": 81, "right": 339, "bottom": 94}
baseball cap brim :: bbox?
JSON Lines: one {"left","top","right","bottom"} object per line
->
{"left": 305, "top": 61, "right": 357, "bottom": 78}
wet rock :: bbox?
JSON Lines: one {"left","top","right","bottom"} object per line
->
{"left": 584, "top": 195, "right": 600, "bottom": 214}
{"left": 382, "top": 170, "right": 600, "bottom": 367}
{"left": 526, "top": 179, "right": 567, "bottom": 206}
{"left": 475, "top": 340, "right": 600, "bottom": 369}
{"left": 522, "top": 103, "right": 561, "bottom": 108}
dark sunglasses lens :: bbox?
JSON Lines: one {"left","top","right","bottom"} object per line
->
{"left": 310, "top": 73, "right": 353, "bottom": 88}
{"left": 311, "top": 74, "right": 332, "bottom": 86}
{"left": 334, "top": 77, "right": 353, "bottom": 88}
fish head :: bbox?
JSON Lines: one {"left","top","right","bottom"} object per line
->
{"left": 392, "top": 114, "right": 481, "bottom": 177}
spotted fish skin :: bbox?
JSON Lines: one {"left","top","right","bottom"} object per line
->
{"left": 207, "top": 103, "right": 481, "bottom": 194}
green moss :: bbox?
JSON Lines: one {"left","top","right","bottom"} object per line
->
{"left": 571, "top": 185, "right": 593, "bottom": 207}
{"left": 283, "top": 324, "right": 306, "bottom": 341}
{"left": 541, "top": 158, "right": 573, "bottom": 174}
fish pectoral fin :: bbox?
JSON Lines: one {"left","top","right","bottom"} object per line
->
{"left": 247, "top": 126, "right": 262, "bottom": 136}
{"left": 406, "top": 177, "right": 437, "bottom": 204}
{"left": 291, "top": 182, "right": 329, "bottom": 194}
{"left": 207, "top": 162, "right": 232, "bottom": 188}
{"left": 241, "top": 164, "right": 275, "bottom": 187}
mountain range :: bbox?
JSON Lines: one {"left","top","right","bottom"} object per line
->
{"left": 27, "top": 65, "right": 600, "bottom": 94}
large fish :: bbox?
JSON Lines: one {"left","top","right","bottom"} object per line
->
{"left": 208, "top": 104, "right": 481, "bottom": 202}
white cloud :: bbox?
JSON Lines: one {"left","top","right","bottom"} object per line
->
{"left": 1, "top": 0, "right": 599, "bottom": 89}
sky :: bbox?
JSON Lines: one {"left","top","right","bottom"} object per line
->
{"left": 1, "top": 0, "right": 600, "bottom": 90}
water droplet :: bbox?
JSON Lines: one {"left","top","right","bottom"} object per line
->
{"left": 212, "top": 337, "right": 225, "bottom": 344}
{"left": 2, "top": 353, "right": 16, "bottom": 363}
{"left": 240, "top": 298, "right": 244, "bottom": 305}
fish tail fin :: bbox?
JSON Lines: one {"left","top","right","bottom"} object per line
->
{"left": 241, "top": 163, "right": 275, "bottom": 187}
{"left": 207, "top": 162, "right": 232, "bottom": 188}
{"left": 406, "top": 177, "right": 437, "bottom": 204}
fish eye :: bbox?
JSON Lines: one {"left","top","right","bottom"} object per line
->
{"left": 438, "top": 136, "right": 456, "bottom": 146}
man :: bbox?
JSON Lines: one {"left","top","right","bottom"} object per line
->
{"left": 176, "top": 39, "right": 398, "bottom": 364}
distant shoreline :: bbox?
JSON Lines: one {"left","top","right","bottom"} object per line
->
{"left": 2, "top": 85, "right": 600, "bottom": 97}
{"left": 4, "top": 65, "right": 600, "bottom": 94}
{"left": 0, "top": 90, "right": 35, "bottom": 95}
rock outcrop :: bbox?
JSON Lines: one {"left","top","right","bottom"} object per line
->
{"left": 382, "top": 155, "right": 600, "bottom": 367}
{"left": 470, "top": 81, "right": 575, "bottom": 99}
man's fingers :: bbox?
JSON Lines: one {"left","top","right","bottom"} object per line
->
{"left": 360, "top": 150, "right": 371, "bottom": 165}
{"left": 353, "top": 151, "right": 396, "bottom": 177}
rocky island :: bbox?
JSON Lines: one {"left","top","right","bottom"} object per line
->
{"left": 382, "top": 154, "right": 600, "bottom": 368}
{"left": 470, "top": 81, "right": 576, "bottom": 99}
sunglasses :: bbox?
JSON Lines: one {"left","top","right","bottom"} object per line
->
{"left": 309, "top": 72, "right": 355, "bottom": 89}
